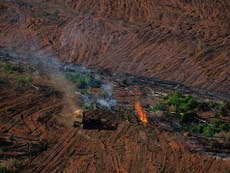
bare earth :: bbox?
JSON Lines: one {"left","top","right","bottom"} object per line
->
{"left": 0, "top": 68, "right": 229, "bottom": 173}
{"left": 0, "top": 0, "right": 229, "bottom": 93}
{"left": 0, "top": 0, "right": 230, "bottom": 173}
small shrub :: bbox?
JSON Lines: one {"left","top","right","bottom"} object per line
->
{"left": 15, "top": 73, "right": 32, "bottom": 87}
{"left": 216, "top": 100, "right": 229, "bottom": 116}
{"left": 0, "top": 62, "right": 14, "bottom": 74}
{"left": 65, "top": 72, "right": 97, "bottom": 90}
{"left": 202, "top": 125, "right": 216, "bottom": 137}
{"left": 164, "top": 91, "right": 182, "bottom": 106}
{"left": 164, "top": 91, "right": 197, "bottom": 112}
{"left": 206, "top": 100, "right": 217, "bottom": 109}
{"left": 146, "top": 104, "right": 166, "bottom": 112}
{"left": 190, "top": 120, "right": 230, "bottom": 137}
{"left": 198, "top": 100, "right": 217, "bottom": 112}
{"left": 84, "top": 73, "right": 93, "bottom": 84}
{"left": 178, "top": 96, "right": 197, "bottom": 111}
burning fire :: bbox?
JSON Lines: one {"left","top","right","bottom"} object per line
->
{"left": 135, "top": 101, "right": 148, "bottom": 124}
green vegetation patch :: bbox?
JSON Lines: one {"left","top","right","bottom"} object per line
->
{"left": 198, "top": 100, "right": 217, "bottom": 111}
{"left": 0, "top": 61, "right": 33, "bottom": 87}
{"left": 164, "top": 91, "right": 197, "bottom": 112}
{"left": 147, "top": 91, "right": 230, "bottom": 137}
{"left": 65, "top": 72, "right": 100, "bottom": 91}
{"left": 15, "top": 72, "right": 32, "bottom": 87}
{"left": 0, "top": 62, "right": 14, "bottom": 74}
{"left": 146, "top": 103, "right": 166, "bottom": 112}
{"left": 189, "top": 120, "right": 230, "bottom": 137}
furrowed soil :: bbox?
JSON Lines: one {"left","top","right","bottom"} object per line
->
{"left": 0, "top": 0, "right": 230, "bottom": 173}
{"left": 0, "top": 63, "right": 229, "bottom": 173}
{"left": 0, "top": 0, "right": 229, "bottom": 94}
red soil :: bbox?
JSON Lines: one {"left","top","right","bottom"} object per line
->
{"left": 0, "top": 65, "right": 229, "bottom": 173}
{"left": 0, "top": 0, "right": 229, "bottom": 93}
{"left": 0, "top": 0, "right": 230, "bottom": 172}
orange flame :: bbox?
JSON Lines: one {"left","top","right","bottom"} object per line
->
{"left": 135, "top": 101, "right": 148, "bottom": 124}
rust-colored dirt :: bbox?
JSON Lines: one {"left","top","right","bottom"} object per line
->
{"left": 0, "top": 67, "right": 229, "bottom": 173}
{"left": 0, "top": 0, "right": 229, "bottom": 93}
{"left": 1, "top": 0, "right": 230, "bottom": 172}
